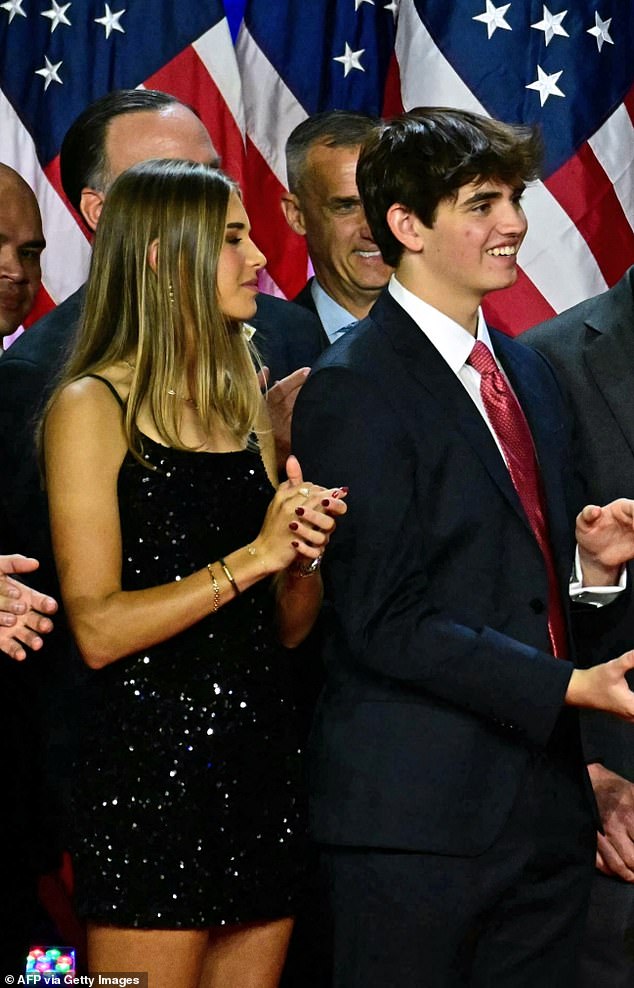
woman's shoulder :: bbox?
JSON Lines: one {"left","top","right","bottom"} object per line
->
{"left": 56, "top": 365, "right": 130, "bottom": 409}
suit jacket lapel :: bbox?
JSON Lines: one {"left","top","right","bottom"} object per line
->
{"left": 582, "top": 275, "right": 634, "bottom": 457}
{"left": 374, "top": 293, "right": 531, "bottom": 531}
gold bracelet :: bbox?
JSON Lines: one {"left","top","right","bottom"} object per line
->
{"left": 219, "top": 557, "right": 241, "bottom": 596}
{"left": 207, "top": 563, "right": 220, "bottom": 612}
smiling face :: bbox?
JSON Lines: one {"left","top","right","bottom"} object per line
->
{"left": 285, "top": 143, "right": 392, "bottom": 319}
{"left": 399, "top": 178, "right": 527, "bottom": 329}
{"left": 216, "top": 193, "right": 266, "bottom": 322}
{"left": 0, "top": 169, "right": 45, "bottom": 339}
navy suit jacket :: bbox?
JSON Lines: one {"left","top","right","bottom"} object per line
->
{"left": 293, "top": 278, "right": 319, "bottom": 318}
{"left": 293, "top": 278, "right": 335, "bottom": 347}
{"left": 522, "top": 266, "right": 634, "bottom": 781}
{"left": 292, "top": 289, "right": 587, "bottom": 855}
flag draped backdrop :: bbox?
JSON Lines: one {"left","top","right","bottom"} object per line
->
{"left": 1, "top": 0, "right": 633, "bottom": 335}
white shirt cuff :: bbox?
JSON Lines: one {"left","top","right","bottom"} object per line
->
{"left": 569, "top": 546, "right": 627, "bottom": 606}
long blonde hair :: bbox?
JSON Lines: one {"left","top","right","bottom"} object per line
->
{"left": 48, "top": 159, "right": 262, "bottom": 458}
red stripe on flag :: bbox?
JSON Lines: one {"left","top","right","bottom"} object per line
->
{"left": 24, "top": 283, "right": 56, "bottom": 325}
{"left": 545, "top": 143, "right": 634, "bottom": 288}
{"left": 242, "top": 137, "right": 308, "bottom": 300}
{"left": 382, "top": 52, "right": 404, "bottom": 117}
{"left": 483, "top": 267, "right": 556, "bottom": 337}
{"left": 43, "top": 154, "right": 88, "bottom": 233}
{"left": 145, "top": 45, "right": 245, "bottom": 187}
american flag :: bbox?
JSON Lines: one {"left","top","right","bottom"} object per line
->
{"left": 0, "top": 0, "right": 244, "bottom": 324}
{"left": 238, "top": 0, "right": 634, "bottom": 334}
{"left": 2, "top": 0, "right": 633, "bottom": 337}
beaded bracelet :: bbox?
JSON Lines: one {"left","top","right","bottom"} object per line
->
{"left": 219, "top": 557, "right": 241, "bottom": 596}
{"left": 207, "top": 563, "right": 220, "bottom": 612}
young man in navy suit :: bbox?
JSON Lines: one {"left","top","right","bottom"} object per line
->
{"left": 292, "top": 108, "right": 634, "bottom": 987}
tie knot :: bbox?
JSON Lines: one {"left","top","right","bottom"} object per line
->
{"left": 468, "top": 340, "right": 498, "bottom": 377}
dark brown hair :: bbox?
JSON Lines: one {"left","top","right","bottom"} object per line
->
{"left": 357, "top": 107, "right": 543, "bottom": 266}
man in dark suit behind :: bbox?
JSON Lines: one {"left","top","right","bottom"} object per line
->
{"left": 281, "top": 111, "right": 392, "bottom": 341}
{"left": 292, "top": 108, "right": 634, "bottom": 988}
{"left": 523, "top": 268, "right": 634, "bottom": 986}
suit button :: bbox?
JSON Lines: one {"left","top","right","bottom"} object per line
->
{"left": 529, "top": 598, "right": 545, "bottom": 614}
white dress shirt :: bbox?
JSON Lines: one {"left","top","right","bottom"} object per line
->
{"left": 388, "top": 274, "right": 623, "bottom": 604}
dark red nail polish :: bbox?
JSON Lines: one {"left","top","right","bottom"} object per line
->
{"left": 340, "top": 486, "right": 349, "bottom": 493}
{"left": 295, "top": 507, "right": 305, "bottom": 516}
{"left": 289, "top": 521, "right": 299, "bottom": 531}
{"left": 291, "top": 540, "right": 299, "bottom": 548}
{"left": 321, "top": 499, "right": 330, "bottom": 507}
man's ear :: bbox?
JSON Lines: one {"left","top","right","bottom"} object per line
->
{"left": 386, "top": 204, "right": 425, "bottom": 254}
{"left": 147, "top": 238, "right": 159, "bottom": 274}
{"left": 281, "top": 193, "right": 306, "bottom": 236}
{"left": 79, "top": 188, "right": 106, "bottom": 233}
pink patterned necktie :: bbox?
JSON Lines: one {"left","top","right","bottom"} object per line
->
{"left": 468, "top": 340, "right": 568, "bottom": 658}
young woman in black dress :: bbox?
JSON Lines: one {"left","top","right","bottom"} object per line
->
{"left": 43, "top": 159, "right": 346, "bottom": 988}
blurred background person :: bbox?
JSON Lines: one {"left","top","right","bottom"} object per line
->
{"left": 0, "top": 551, "right": 59, "bottom": 976}
{"left": 0, "top": 163, "right": 45, "bottom": 350}
{"left": 523, "top": 268, "right": 634, "bottom": 987}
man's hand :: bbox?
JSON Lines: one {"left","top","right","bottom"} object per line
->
{"left": 566, "top": 650, "right": 634, "bottom": 721}
{"left": 0, "top": 554, "right": 58, "bottom": 660}
{"left": 577, "top": 498, "right": 634, "bottom": 586}
{"left": 588, "top": 763, "right": 634, "bottom": 881}
{"left": 259, "top": 366, "right": 311, "bottom": 471}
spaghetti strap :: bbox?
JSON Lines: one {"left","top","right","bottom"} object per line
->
{"left": 84, "top": 373, "right": 125, "bottom": 408}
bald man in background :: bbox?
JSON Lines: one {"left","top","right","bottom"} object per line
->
{"left": 0, "top": 163, "right": 45, "bottom": 348}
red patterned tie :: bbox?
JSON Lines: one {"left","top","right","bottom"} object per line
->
{"left": 468, "top": 341, "right": 568, "bottom": 658}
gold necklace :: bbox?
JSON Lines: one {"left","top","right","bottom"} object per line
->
{"left": 124, "top": 359, "right": 198, "bottom": 408}
{"left": 167, "top": 388, "right": 199, "bottom": 408}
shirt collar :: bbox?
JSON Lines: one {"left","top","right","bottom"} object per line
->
{"left": 311, "top": 279, "right": 358, "bottom": 343}
{"left": 388, "top": 274, "right": 494, "bottom": 372}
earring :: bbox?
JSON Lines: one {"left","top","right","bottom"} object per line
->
{"left": 168, "top": 282, "right": 175, "bottom": 306}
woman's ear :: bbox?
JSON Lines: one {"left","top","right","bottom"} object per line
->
{"left": 147, "top": 238, "right": 160, "bottom": 274}
{"left": 386, "top": 204, "right": 425, "bottom": 254}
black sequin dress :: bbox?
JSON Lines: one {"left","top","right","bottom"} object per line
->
{"left": 69, "top": 424, "right": 306, "bottom": 929}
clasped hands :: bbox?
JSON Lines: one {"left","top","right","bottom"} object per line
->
{"left": 0, "top": 554, "right": 58, "bottom": 661}
{"left": 253, "top": 455, "right": 347, "bottom": 575}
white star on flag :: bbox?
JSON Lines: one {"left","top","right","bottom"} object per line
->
{"left": 531, "top": 6, "right": 568, "bottom": 46}
{"left": 333, "top": 42, "right": 366, "bottom": 76}
{"left": 587, "top": 11, "right": 613, "bottom": 52}
{"left": 95, "top": 3, "right": 125, "bottom": 38}
{"left": 355, "top": 0, "right": 374, "bottom": 9}
{"left": 472, "top": 1, "right": 512, "bottom": 40}
{"left": 0, "top": 0, "right": 26, "bottom": 23}
{"left": 384, "top": 0, "right": 398, "bottom": 17}
{"left": 35, "top": 55, "right": 63, "bottom": 90}
{"left": 526, "top": 64, "right": 565, "bottom": 106}
{"left": 41, "top": 1, "right": 71, "bottom": 33}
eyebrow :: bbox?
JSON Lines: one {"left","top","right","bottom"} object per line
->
{"left": 461, "top": 184, "right": 526, "bottom": 208}
{"left": 0, "top": 234, "right": 46, "bottom": 249}
{"left": 226, "top": 222, "right": 246, "bottom": 230}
